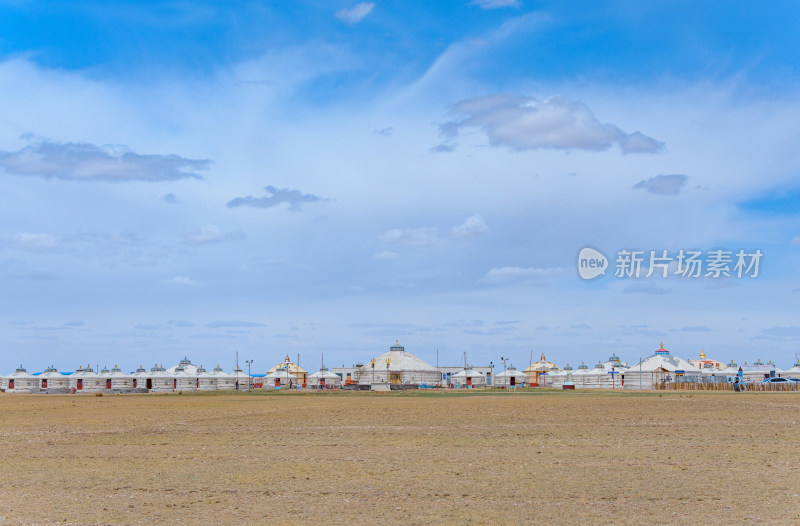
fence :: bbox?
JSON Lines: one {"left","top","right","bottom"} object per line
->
{"left": 667, "top": 381, "right": 800, "bottom": 391}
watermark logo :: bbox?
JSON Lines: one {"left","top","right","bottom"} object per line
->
{"left": 577, "top": 247, "right": 608, "bottom": 280}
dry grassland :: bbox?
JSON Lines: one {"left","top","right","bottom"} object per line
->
{"left": 0, "top": 390, "right": 799, "bottom": 525}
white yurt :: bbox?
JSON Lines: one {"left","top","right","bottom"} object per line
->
{"left": 357, "top": 341, "right": 441, "bottom": 387}
{"left": 452, "top": 366, "right": 487, "bottom": 388}
{"left": 231, "top": 367, "right": 250, "bottom": 390}
{"left": 167, "top": 357, "right": 199, "bottom": 376}
{"left": 99, "top": 365, "right": 134, "bottom": 390}
{"left": 779, "top": 359, "right": 800, "bottom": 379}
{"left": 39, "top": 366, "right": 70, "bottom": 391}
{"left": 308, "top": 365, "right": 342, "bottom": 388}
{"left": 70, "top": 365, "right": 104, "bottom": 392}
{"left": 196, "top": 365, "right": 217, "bottom": 390}
{"left": 622, "top": 344, "right": 702, "bottom": 389}
{"left": 739, "top": 359, "right": 777, "bottom": 382}
{"left": 130, "top": 365, "right": 149, "bottom": 389}
{"left": 1, "top": 365, "right": 39, "bottom": 392}
{"left": 146, "top": 364, "right": 175, "bottom": 391}
{"left": 545, "top": 364, "right": 570, "bottom": 388}
{"left": 265, "top": 367, "right": 295, "bottom": 389}
{"left": 211, "top": 365, "right": 236, "bottom": 390}
{"left": 171, "top": 366, "right": 198, "bottom": 391}
{"left": 495, "top": 365, "right": 529, "bottom": 387}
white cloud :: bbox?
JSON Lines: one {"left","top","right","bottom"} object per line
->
{"left": 181, "top": 225, "right": 244, "bottom": 245}
{"left": 11, "top": 232, "right": 59, "bottom": 250}
{"left": 167, "top": 276, "right": 199, "bottom": 286}
{"left": 335, "top": 2, "right": 375, "bottom": 24}
{"left": 453, "top": 214, "right": 490, "bottom": 238}
{"left": 440, "top": 94, "right": 663, "bottom": 154}
{"left": 227, "top": 185, "right": 329, "bottom": 211}
{"left": 372, "top": 251, "right": 400, "bottom": 261}
{"left": 0, "top": 139, "right": 209, "bottom": 181}
{"left": 471, "top": 0, "right": 520, "bottom": 9}
{"left": 481, "top": 266, "right": 561, "bottom": 283}
{"left": 379, "top": 227, "right": 439, "bottom": 246}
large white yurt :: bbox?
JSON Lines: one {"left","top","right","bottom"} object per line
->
{"left": 70, "top": 365, "right": 104, "bottom": 392}
{"left": 231, "top": 367, "right": 250, "bottom": 390}
{"left": 211, "top": 365, "right": 236, "bottom": 390}
{"left": 357, "top": 341, "right": 440, "bottom": 387}
{"left": 495, "top": 365, "right": 529, "bottom": 387}
{"left": 196, "top": 365, "right": 217, "bottom": 390}
{"left": 39, "top": 366, "right": 70, "bottom": 391}
{"left": 265, "top": 367, "right": 295, "bottom": 389}
{"left": 452, "top": 366, "right": 487, "bottom": 388}
{"left": 130, "top": 365, "right": 149, "bottom": 389}
{"left": 622, "top": 344, "right": 702, "bottom": 389}
{"left": 308, "top": 365, "right": 342, "bottom": 388}
{"left": 167, "top": 357, "right": 199, "bottom": 376}
{"left": 1, "top": 365, "right": 39, "bottom": 392}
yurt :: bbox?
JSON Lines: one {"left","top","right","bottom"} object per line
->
{"left": 167, "top": 357, "right": 199, "bottom": 376}
{"left": 452, "top": 366, "right": 486, "bottom": 388}
{"left": 495, "top": 365, "right": 529, "bottom": 388}
{"left": 574, "top": 362, "right": 609, "bottom": 389}
{"left": 1, "top": 365, "right": 39, "bottom": 392}
{"left": 101, "top": 365, "right": 134, "bottom": 390}
{"left": 130, "top": 365, "right": 149, "bottom": 389}
{"left": 545, "top": 364, "right": 569, "bottom": 388}
{"left": 211, "top": 365, "right": 236, "bottom": 390}
{"left": 571, "top": 362, "right": 592, "bottom": 388}
{"left": 70, "top": 365, "right": 104, "bottom": 392}
{"left": 739, "top": 359, "right": 776, "bottom": 382}
{"left": 622, "top": 344, "right": 702, "bottom": 389}
{"left": 524, "top": 353, "right": 559, "bottom": 387}
{"left": 266, "top": 366, "right": 295, "bottom": 389}
{"left": 231, "top": 367, "right": 250, "bottom": 390}
{"left": 356, "top": 341, "right": 440, "bottom": 387}
{"left": 38, "top": 365, "right": 70, "bottom": 391}
{"left": 778, "top": 359, "right": 800, "bottom": 379}
{"left": 196, "top": 365, "right": 217, "bottom": 390}
{"left": 146, "top": 364, "right": 175, "bottom": 391}
{"left": 267, "top": 356, "right": 307, "bottom": 388}
{"left": 308, "top": 365, "right": 342, "bottom": 388}
{"left": 172, "top": 365, "right": 198, "bottom": 391}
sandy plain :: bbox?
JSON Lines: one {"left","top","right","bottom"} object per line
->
{"left": 0, "top": 390, "right": 798, "bottom": 525}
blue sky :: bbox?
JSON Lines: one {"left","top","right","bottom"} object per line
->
{"left": 2, "top": 1, "right": 800, "bottom": 373}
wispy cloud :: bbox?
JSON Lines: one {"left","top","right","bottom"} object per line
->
{"left": 335, "top": 2, "right": 375, "bottom": 24}
{"left": 227, "top": 185, "right": 329, "bottom": 211}
{"left": 633, "top": 174, "right": 687, "bottom": 195}
{"left": 205, "top": 320, "right": 267, "bottom": 328}
{"left": 0, "top": 139, "right": 209, "bottom": 181}
{"left": 379, "top": 227, "right": 439, "bottom": 246}
{"left": 452, "top": 214, "right": 490, "bottom": 238}
{"left": 481, "top": 266, "right": 561, "bottom": 283}
{"left": 10, "top": 233, "right": 59, "bottom": 251}
{"left": 471, "top": 0, "right": 520, "bottom": 9}
{"left": 181, "top": 225, "right": 244, "bottom": 245}
{"left": 439, "top": 94, "right": 663, "bottom": 154}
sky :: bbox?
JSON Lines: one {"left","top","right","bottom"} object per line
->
{"left": 2, "top": 0, "right": 800, "bottom": 373}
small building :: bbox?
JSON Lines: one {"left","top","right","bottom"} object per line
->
{"left": 146, "top": 364, "right": 175, "bottom": 391}
{"left": 452, "top": 366, "right": 487, "bottom": 388}
{"left": 357, "top": 341, "right": 440, "bottom": 387}
{"left": 172, "top": 366, "right": 198, "bottom": 391}
{"left": 689, "top": 349, "right": 724, "bottom": 370}
{"left": 1, "top": 365, "right": 39, "bottom": 392}
{"left": 494, "top": 365, "right": 529, "bottom": 387}
{"left": 131, "top": 365, "right": 149, "bottom": 389}
{"left": 308, "top": 365, "right": 342, "bottom": 388}
{"left": 622, "top": 344, "right": 702, "bottom": 389}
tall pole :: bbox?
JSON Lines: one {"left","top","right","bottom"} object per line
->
{"left": 235, "top": 351, "right": 239, "bottom": 390}
{"left": 639, "top": 356, "right": 642, "bottom": 390}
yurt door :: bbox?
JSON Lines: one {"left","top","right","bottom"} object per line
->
{"left": 133, "top": 379, "right": 137, "bottom": 388}
{"left": 146, "top": 378, "right": 152, "bottom": 389}
{"left": 196, "top": 379, "right": 199, "bottom": 388}
{"left": 77, "top": 379, "right": 83, "bottom": 390}
{"left": 320, "top": 378, "right": 326, "bottom": 387}
{"left": 106, "top": 379, "right": 112, "bottom": 389}
{"left": 275, "top": 378, "right": 281, "bottom": 387}
{"left": 466, "top": 377, "right": 472, "bottom": 386}
{"left": 510, "top": 377, "right": 516, "bottom": 386}
{"left": 173, "top": 379, "right": 177, "bottom": 389}
{"left": 8, "top": 379, "right": 14, "bottom": 390}
{"left": 41, "top": 379, "right": 47, "bottom": 389}
{"left": 389, "top": 373, "right": 401, "bottom": 385}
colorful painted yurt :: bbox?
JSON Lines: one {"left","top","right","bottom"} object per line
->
{"left": 524, "top": 353, "right": 559, "bottom": 386}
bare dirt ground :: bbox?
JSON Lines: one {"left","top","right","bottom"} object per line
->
{"left": 0, "top": 390, "right": 798, "bottom": 525}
